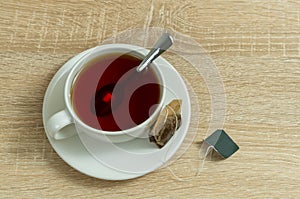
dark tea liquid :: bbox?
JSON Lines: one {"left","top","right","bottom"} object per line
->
{"left": 71, "top": 53, "right": 162, "bottom": 131}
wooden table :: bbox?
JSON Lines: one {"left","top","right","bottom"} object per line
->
{"left": 1, "top": 0, "right": 300, "bottom": 198}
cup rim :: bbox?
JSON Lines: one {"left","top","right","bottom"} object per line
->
{"left": 64, "top": 44, "right": 166, "bottom": 136}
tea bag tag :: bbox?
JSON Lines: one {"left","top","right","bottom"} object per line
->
{"left": 164, "top": 130, "right": 238, "bottom": 181}
{"left": 202, "top": 129, "right": 239, "bottom": 159}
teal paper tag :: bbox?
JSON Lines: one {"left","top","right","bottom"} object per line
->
{"left": 204, "top": 129, "right": 239, "bottom": 158}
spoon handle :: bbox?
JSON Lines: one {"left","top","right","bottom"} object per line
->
{"left": 136, "top": 33, "right": 173, "bottom": 72}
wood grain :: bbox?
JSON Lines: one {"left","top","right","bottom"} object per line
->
{"left": 1, "top": 0, "right": 300, "bottom": 198}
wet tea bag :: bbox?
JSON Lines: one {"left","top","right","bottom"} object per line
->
{"left": 149, "top": 99, "right": 182, "bottom": 148}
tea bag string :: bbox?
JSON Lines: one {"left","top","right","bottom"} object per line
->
{"left": 162, "top": 105, "right": 214, "bottom": 181}
{"left": 166, "top": 145, "right": 214, "bottom": 182}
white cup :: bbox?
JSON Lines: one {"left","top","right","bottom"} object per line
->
{"left": 47, "top": 44, "right": 166, "bottom": 143}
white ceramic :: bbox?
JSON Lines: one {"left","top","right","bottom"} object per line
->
{"left": 42, "top": 47, "right": 191, "bottom": 180}
{"left": 46, "top": 44, "right": 166, "bottom": 143}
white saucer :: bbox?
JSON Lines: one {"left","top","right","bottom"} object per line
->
{"left": 42, "top": 47, "right": 191, "bottom": 180}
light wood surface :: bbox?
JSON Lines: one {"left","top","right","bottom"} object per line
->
{"left": 1, "top": 0, "right": 300, "bottom": 198}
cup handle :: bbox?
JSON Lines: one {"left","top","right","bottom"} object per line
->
{"left": 47, "top": 109, "right": 75, "bottom": 140}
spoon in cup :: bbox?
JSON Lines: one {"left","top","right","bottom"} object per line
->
{"left": 93, "top": 33, "right": 174, "bottom": 117}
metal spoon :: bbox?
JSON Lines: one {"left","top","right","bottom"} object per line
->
{"left": 136, "top": 33, "right": 174, "bottom": 72}
{"left": 92, "top": 33, "right": 174, "bottom": 117}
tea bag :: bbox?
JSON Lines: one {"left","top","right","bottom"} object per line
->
{"left": 149, "top": 99, "right": 182, "bottom": 148}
